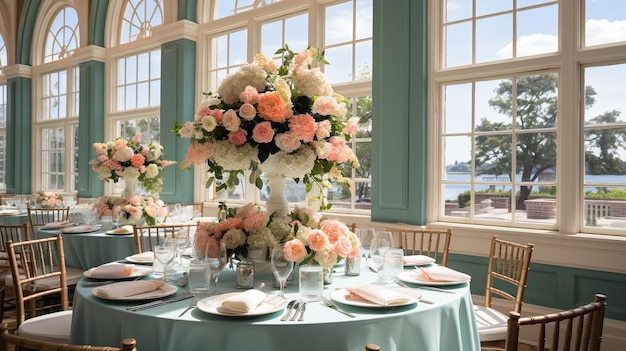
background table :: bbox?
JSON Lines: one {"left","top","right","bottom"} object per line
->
{"left": 35, "top": 228, "right": 136, "bottom": 270}
{"left": 0, "top": 212, "right": 28, "bottom": 226}
{"left": 70, "top": 265, "right": 480, "bottom": 351}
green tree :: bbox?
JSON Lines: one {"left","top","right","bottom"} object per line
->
{"left": 584, "top": 110, "right": 626, "bottom": 175}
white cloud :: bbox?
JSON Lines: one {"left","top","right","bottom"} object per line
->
{"left": 586, "top": 19, "right": 626, "bottom": 46}
{"left": 497, "top": 33, "right": 558, "bottom": 58}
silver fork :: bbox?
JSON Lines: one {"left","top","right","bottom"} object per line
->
{"left": 280, "top": 300, "right": 296, "bottom": 321}
{"left": 178, "top": 294, "right": 198, "bottom": 317}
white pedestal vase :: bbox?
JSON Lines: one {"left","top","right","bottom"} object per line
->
{"left": 265, "top": 175, "right": 290, "bottom": 217}
{"left": 122, "top": 177, "right": 139, "bottom": 199}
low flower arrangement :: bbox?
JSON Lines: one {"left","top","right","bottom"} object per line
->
{"left": 193, "top": 202, "right": 359, "bottom": 269}
{"left": 92, "top": 195, "right": 167, "bottom": 226}
{"left": 31, "top": 191, "right": 64, "bottom": 208}
{"left": 89, "top": 133, "right": 177, "bottom": 194}
{"left": 174, "top": 46, "right": 360, "bottom": 210}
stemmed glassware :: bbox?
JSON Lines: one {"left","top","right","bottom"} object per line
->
{"left": 370, "top": 230, "right": 394, "bottom": 285}
{"left": 355, "top": 227, "right": 376, "bottom": 270}
{"left": 154, "top": 240, "right": 176, "bottom": 282}
{"left": 172, "top": 228, "right": 190, "bottom": 268}
{"left": 271, "top": 244, "right": 294, "bottom": 298}
{"left": 206, "top": 241, "right": 228, "bottom": 295}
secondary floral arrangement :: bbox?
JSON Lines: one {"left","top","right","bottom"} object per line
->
{"left": 193, "top": 202, "right": 359, "bottom": 269}
{"left": 92, "top": 195, "right": 167, "bottom": 226}
{"left": 31, "top": 191, "right": 64, "bottom": 208}
{"left": 89, "top": 133, "right": 177, "bottom": 194}
{"left": 174, "top": 46, "right": 360, "bottom": 210}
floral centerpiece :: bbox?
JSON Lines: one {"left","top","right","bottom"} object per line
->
{"left": 89, "top": 133, "right": 177, "bottom": 196}
{"left": 193, "top": 202, "right": 359, "bottom": 269}
{"left": 31, "top": 191, "right": 64, "bottom": 208}
{"left": 92, "top": 195, "right": 167, "bottom": 226}
{"left": 173, "top": 46, "right": 360, "bottom": 210}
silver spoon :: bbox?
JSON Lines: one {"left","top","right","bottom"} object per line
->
{"left": 176, "top": 272, "right": 188, "bottom": 287}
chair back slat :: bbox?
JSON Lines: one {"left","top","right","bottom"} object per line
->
{"left": 27, "top": 207, "right": 70, "bottom": 228}
{"left": 505, "top": 294, "right": 607, "bottom": 351}
{"left": 133, "top": 223, "right": 198, "bottom": 254}
{"left": 394, "top": 228, "right": 452, "bottom": 266}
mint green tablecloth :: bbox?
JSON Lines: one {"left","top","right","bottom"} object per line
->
{"left": 70, "top": 266, "right": 480, "bottom": 351}
{"left": 0, "top": 213, "right": 28, "bottom": 225}
{"left": 35, "top": 228, "right": 136, "bottom": 270}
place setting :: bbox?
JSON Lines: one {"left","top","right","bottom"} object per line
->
{"left": 397, "top": 265, "right": 472, "bottom": 287}
{"left": 195, "top": 289, "right": 288, "bottom": 318}
{"left": 82, "top": 262, "right": 154, "bottom": 283}
{"left": 105, "top": 224, "right": 134, "bottom": 235}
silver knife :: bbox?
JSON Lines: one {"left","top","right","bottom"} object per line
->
{"left": 127, "top": 292, "right": 193, "bottom": 311}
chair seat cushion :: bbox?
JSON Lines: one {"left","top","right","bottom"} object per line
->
{"left": 17, "top": 310, "right": 72, "bottom": 343}
{"left": 474, "top": 305, "right": 508, "bottom": 342}
{"left": 5, "top": 265, "right": 84, "bottom": 289}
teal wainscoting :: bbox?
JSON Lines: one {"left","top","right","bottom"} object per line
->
{"left": 448, "top": 253, "right": 626, "bottom": 322}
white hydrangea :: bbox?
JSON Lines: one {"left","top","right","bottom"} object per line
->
{"left": 292, "top": 69, "right": 333, "bottom": 97}
{"left": 218, "top": 63, "right": 267, "bottom": 105}
{"left": 144, "top": 163, "right": 159, "bottom": 179}
{"left": 258, "top": 146, "right": 316, "bottom": 178}
{"left": 212, "top": 140, "right": 258, "bottom": 171}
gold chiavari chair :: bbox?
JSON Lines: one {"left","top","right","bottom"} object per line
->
{"left": 27, "top": 207, "right": 70, "bottom": 229}
{"left": 132, "top": 223, "right": 199, "bottom": 254}
{"left": 391, "top": 228, "right": 452, "bottom": 266}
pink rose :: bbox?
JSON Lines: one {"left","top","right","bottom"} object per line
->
{"left": 228, "top": 129, "right": 248, "bottom": 145}
{"left": 284, "top": 239, "right": 307, "bottom": 262}
{"left": 333, "top": 235, "right": 353, "bottom": 257}
{"left": 239, "top": 103, "right": 257, "bottom": 120}
{"left": 222, "top": 109, "right": 241, "bottom": 132}
{"left": 239, "top": 85, "right": 260, "bottom": 105}
{"left": 289, "top": 114, "right": 316, "bottom": 142}
{"left": 308, "top": 229, "right": 329, "bottom": 251}
{"left": 252, "top": 121, "right": 275, "bottom": 143}
{"left": 274, "top": 132, "right": 301, "bottom": 153}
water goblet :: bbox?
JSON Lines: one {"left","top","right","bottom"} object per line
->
{"left": 206, "top": 241, "right": 228, "bottom": 295}
{"left": 173, "top": 228, "right": 191, "bottom": 267}
{"left": 271, "top": 244, "right": 294, "bottom": 298}
{"left": 154, "top": 241, "right": 176, "bottom": 282}
{"left": 370, "top": 236, "right": 391, "bottom": 285}
{"left": 356, "top": 227, "right": 375, "bottom": 270}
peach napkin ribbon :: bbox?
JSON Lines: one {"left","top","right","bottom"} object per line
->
{"left": 94, "top": 280, "right": 164, "bottom": 299}
{"left": 111, "top": 225, "right": 134, "bottom": 234}
{"left": 217, "top": 289, "right": 266, "bottom": 314}
{"left": 345, "top": 284, "right": 413, "bottom": 306}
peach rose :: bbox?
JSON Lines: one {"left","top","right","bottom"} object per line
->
{"left": 284, "top": 239, "right": 307, "bottom": 262}
{"left": 239, "top": 103, "right": 257, "bottom": 120}
{"left": 275, "top": 132, "right": 301, "bottom": 153}
{"left": 257, "top": 91, "right": 292, "bottom": 123}
{"left": 252, "top": 121, "right": 275, "bottom": 143}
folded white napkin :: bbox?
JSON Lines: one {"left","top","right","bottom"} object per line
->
{"left": 216, "top": 289, "right": 267, "bottom": 314}
{"left": 41, "top": 221, "right": 72, "bottom": 229}
{"left": 111, "top": 225, "right": 134, "bottom": 234}
{"left": 0, "top": 210, "right": 19, "bottom": 216}
{"left": 94, "top": 280, "right": 164, "bottom": 299}
{"left": 61, "top": 225, "right": 95, "bottom": 233}
{"left": 403, "top": 255, "right": 436, "bottom": 266}
{"left": 417, "top": 266, "right": 471, "bottom": 282}
{"left": 88, "top": 263, "right": 133, "bottom": 278}
{"left": 345, "top": 284, "right": 413, "bottom": 306}
{"left": 128, "top": 251, "right": 154, "bottom": 262}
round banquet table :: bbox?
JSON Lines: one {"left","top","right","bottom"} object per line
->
{"left": 0, "top": 212, "right": 28, "bottom": 225}
{"left": 35, "top": 227, "right": 136, "bottom": 270}
{"left": 70, "top": 265, "right": 480, "bottom": 351}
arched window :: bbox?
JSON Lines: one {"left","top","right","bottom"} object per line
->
{"left": 106, "top": 0, "right": 164, "bottom": 195}
{"left": 195, "top": 0, "right": 372, "bottom": 212}
{"left": 33, "top": 5, "right": 80, "bottom": 192}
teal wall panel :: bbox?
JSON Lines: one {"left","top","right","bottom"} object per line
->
{"left": 77, "top": 60, "right": 105, "bottom": 198}
{"left": 372, "top": 0, "right": 427, "bottom": 224}
{"left": 449, "top": 253, "right": 626, "bottom": 321}
{"left": 158, "top": 39, "right": 196, "bottom": 203}
{"left": 88, "top": 0, "right": 109, "bottom": 46}
{"left": 6, "top": 77, "right": 32, "bottom": 194}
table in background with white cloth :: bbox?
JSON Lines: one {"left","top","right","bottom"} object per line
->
{"left": 35, "top": 228, "right": 136, "bottom": 270}
{"left": 70, "top": 265, "right": 480, "bottom": 351}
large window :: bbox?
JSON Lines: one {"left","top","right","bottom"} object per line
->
{"left": 432, "top": 0, "right": 626, "bottom": 234}
{"left": 0, "top": 33, "right": 6, "bottom": 191}
{"left": 34, "top": 7, "right": 80, "bottom": 192}
{"left": 199, "top": 0, "right": 372, "bottom": 212}
{"left": 108, "top": 0, "right": 163, "bottom": 195}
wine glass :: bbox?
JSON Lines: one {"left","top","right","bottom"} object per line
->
{"left": 154, "top": 241, "right": 176, "bottom": 282}
{"left": 370, "top": 231, "right": 394, "bottom": 284}
{"left": 271, "top": 244, "right": 294, "bottom": 298}
{"left": 356, "top": 228, "right": 376, "bottom": 270}
{"left": 172, "top": 228, "right": 190, "bottom": 267}
{"left": 206, "top": 241, "right": 228, "bottom": 295}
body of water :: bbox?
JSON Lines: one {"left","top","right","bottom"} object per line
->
{"left": 443, "top": 173, "right": 626, "bottom": 201}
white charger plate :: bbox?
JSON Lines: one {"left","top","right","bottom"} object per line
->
{"left": 92, "top": 282, "right": 177, "bottom": 301}
{"left": 330, "top": 288, "right": 419, "bottom": 308}
{"left": 124, "top": 252, "right": 154, "bottom": 264}
{"left": 197, "top": 292, "right": 286, "bottom": 317}
{"left": 105, "top": 229, "right": 133, "bottom": 235}
{"left": 60, "top": 225, "right": 100, "bottom": 234}
{"left": 397, "top": 270, "right": 470, "bottom": 286}
{"left": 83, "top": 265, "right": 153, "bottom": 279}
{"left": 403, "top": 255, "right": 436, "bottom": 267}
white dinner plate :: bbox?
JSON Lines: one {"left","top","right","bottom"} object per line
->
{"left": 60, "top": 225, "right": 100, "bottom": 234}
{"left": 40, "top": 222, "right": 74, "bottom": 230}
{"left": 197, "top": 292, "right": 286, "bottom": 317}
{"left": 83, "top": 265, "right": 153, "bottom": 279}
{"left": 125, "top": 252, "right": 154, "bottom": 264}
{"left": 92, "top": 282, "right": 177, "bottom": 301}
{"left": 330, "top": 288, "right": 419, "bottom": 308}
{"left": 105, "top": 229, "right": 133, "bottom": 235}
{"left": 397, "top": 270, "right": 471, "bottom": 286}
